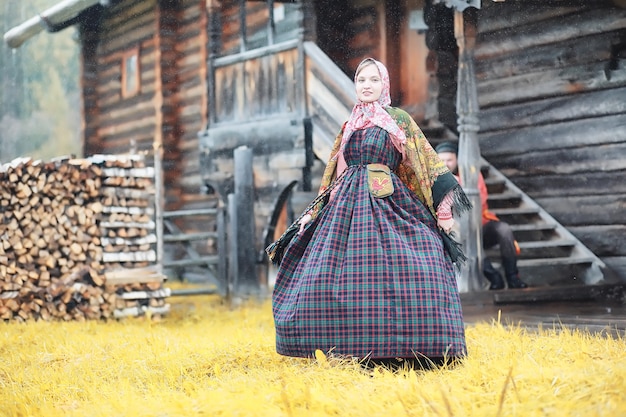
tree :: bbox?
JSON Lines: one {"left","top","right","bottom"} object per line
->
{"left": 0, "top": 0, "right": 80, "bottom": 162}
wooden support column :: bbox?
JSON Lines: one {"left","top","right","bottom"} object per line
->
{"left": 239, "top": 0, "right": 247, "bottom": 52}
{"left": 154, "top": 4, "right": 164, "bottom": 275}
{"left": 232, "top": 146, "right": 259, "bottom": 298}
{"left": 267, "top": 0, "right": 275, "bottom": 45}
{"left": 455, "top": 9, "right": 483, "bottom": 292}
{"left": 206, "top": 0, "right": 221, "bottom": 127}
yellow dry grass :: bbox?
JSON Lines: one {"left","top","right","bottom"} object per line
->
{"left": 0, "top": 288, "right": 625, "bottom": 417}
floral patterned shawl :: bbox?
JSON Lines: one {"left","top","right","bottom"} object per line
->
{"left": 334, "top": 59, "right": 407, "bottom": 162}
{"left": 312, "top": 108, "right": 459, "bottom": 219}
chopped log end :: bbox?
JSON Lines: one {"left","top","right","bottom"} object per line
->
{"left": 0, "top": 154, "right": 160, "bottom": 322}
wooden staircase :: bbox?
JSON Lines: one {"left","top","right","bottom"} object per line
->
{"left": 482, "top": 158, "right": 606, "bottom": 287}
{"left": 291, "top": 42, "right": 614, "bottom": 295}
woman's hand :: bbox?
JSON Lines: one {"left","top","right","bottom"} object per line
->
{"left": 298, "top": 213, "right": 313, "bottom": 234}
{"left": 437, "top": 217, "right": 455, "bottom": 235}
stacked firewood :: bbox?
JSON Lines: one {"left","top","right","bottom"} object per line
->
{"left": 0, "top": 155, "right": 169, "bottom": 322}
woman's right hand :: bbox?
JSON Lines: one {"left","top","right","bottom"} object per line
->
{"left": 298, "top": 213, "right": 313, "bottom": 234}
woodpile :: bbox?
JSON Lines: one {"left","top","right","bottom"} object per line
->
{"left": 0, "top": 154, "right": 169, "bottom": 322}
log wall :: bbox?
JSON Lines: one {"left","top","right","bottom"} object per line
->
{"left": 220, "top": 0, "right": 304, "bottom": 55}
{"left": 176, "top": 0, "right": 210, "bottom": 208}
{"left": 80, "top": 0, "right": 209, "bottom": 212}
{"left": 475, "top": 0, "right": 626, "bottom": 279}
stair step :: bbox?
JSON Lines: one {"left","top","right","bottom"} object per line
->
{"left": 509, "top": 223, "right": 558, "bottom": 241}
{"left": 487, "top": 238, "right": 576, "bottom": 259}
{"left": 490, "top": 283, "right": 626, "bottom": 305}
{"left": 516, "top": 238, "right": 576, "bottom": 250}
{"left": 490, "top": 207, "right": 541, "bottom": 223}
{"left": 487, "top": 191, "right": 523, "bottom": 208}
{"left": 490, "top": 206, "right": 539, "bottom": 215}
{"left": 488, "top": 191, "right": 522, "bottom": 200}
{"left": 518, "top": 256, "right": 596, "bottom": 287}
{"left": 484, "top": 178, "right": 506, "bottom": 194}
{"left": 509, "top": 223, "right": 557, "bottom": 232}
{"left": 492, "top": 284, "right": 599, "bottom": 304}
{"left": 516, "top": 256, "right": 596, "bottom": 267}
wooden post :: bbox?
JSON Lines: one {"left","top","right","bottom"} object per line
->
{"left": 227, "top": 193, "right": 238, "bottom": 300}
{"left": 455, "top": 10, "right": 484, "bottom": 292}
{"left": 233, "top": 146, "right": 259, "bottom": 297}
{"left": 267, "top": 0, "right": 275, "bottom": 46}
{"left": 206, "top": 0, "right": 221, "bottom": 127}
{"left": 154, "top": 4, "right": 164, "bottom": 276}
{"left": 217, "top": 205, "right": 227, "bottom": 294}
{"left": 154, "top": 144, "right": 164, "bottom": 276}
{"left": 303, "top": 117, "right": 313, "bottom": 192}
{"left": 239, "top": 0, "right": 247, "bottom": 53}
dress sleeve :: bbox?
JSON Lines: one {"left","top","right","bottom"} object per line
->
{"left": 436, "top": 191, "right": 454, "bottom": 220}
{"left": 432, "top": 171, "right": 472, "bottom": 219}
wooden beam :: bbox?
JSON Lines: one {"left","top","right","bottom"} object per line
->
{"left": 3, "top": 0, "right": 100, "bottom": 48}
{"left": 493, "top": 283, "right": 626, "bottom": 305}
{"left": 476, "top": 8, "right": 626, "bottom": 58}
{"left": 480, "top": 114, "right": 626, "bottom": 157}
{"left": 479, "top": 87, "right": 626, "bottom": 132}
{"left": 478, "top": 62, "right": 626, "bottom": 107}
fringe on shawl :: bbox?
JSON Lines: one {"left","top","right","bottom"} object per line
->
{"left": 449, "top": 182, "right": 473, "bottom": 217}
{"left": 437, "top": 182, "right": 473, "bottom": 268}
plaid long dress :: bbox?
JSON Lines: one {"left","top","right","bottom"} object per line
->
{"left": 272, "top": 127, "right": 466, "bottom": 360}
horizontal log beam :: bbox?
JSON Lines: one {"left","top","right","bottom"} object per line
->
{"left": 511, "top": 172, "right": 626, "bottom": 198}
{"left": 476, "top": 8, "right": 626, "bottom": 59}
{"left": 478, "top": 63, "right": 626, "bottom": 107}
{"left": 480, "top": 87, "right": 626, "bottom": 132}
{"left": 535, "top": 195, "right": 625, "bottom": 226}
{"left": 491, "top": 142, "right": 626, "bottom": 178}
{"left": 480, "top": 114, "right": 626, "bottom": 157}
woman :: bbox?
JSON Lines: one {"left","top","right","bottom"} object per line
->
{"left": 272, "top": 58, "right": 470, "bottom": 368}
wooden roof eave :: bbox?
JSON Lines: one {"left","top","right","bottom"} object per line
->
{"left": 3, "top": 0, "right": 105, "bottom": 49}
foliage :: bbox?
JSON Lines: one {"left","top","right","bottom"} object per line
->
{"left": 0, "top": 0, "right": 80, "bottom": 162}
{"left": 0, "top": 288, "right": 624, "bottom": 417}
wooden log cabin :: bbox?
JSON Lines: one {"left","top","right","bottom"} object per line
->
{"left": 4, "top": 0, "right": 626, "bottom": 294}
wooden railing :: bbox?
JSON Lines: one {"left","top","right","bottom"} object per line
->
{"left": 210, "top": 38, "right": 304, "bottom": 125}
{"left": 161, "top": 207, "right": 226, "bottom": 292}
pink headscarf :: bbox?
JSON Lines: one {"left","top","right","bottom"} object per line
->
{"left": 333, "top": 58, "right": 407, "bottom": 161}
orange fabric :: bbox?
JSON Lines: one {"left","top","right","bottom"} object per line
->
{"left": 455, "top": 173, "right": 521, "bottom": 254}
{"left": 454, "top": 173, "right": 499, "bottom": 226}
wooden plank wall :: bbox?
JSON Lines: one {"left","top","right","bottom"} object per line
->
{"left": 220, "top": 0, "right": 304, "bottom": 55}
{"left": 176, "top": 0, "right": 210, "bottom": 208}
{"left": 474, "top": 0, "right": 626, "bottom": 279}
{"left": 92, "top": 0, "right": 158, "bottom": 156}
{"left": 213, "top": 48, "right": 300, "bottom": 123}
{"left": 81, "top": 0, "right": 209, "bottom": 211}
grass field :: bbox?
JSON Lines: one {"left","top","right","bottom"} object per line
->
{"left": 1, "top": 289, "right": 625, "bottom": 416}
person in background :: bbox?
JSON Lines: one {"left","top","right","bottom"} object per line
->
{"left": 435, "top": 141, "right": 528, "bottom": 290}
{"left": 271, "top": 58, "right": 472, "bottom": 370}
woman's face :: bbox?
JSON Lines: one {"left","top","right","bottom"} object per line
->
{"left": 355, "top": 63, "right": 383, "bottom": 103}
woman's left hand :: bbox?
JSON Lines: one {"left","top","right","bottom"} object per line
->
{"left": 438, "top": 217, "right": 455, "bottom": 235}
